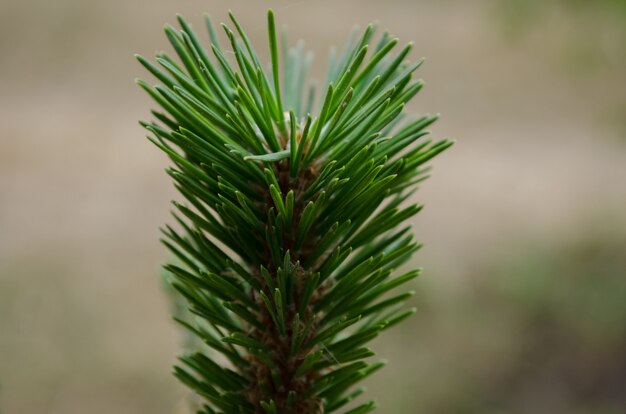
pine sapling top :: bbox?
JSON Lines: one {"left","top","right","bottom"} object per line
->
{"left": 137, "top": 10, "right": 452, "bottom": 414}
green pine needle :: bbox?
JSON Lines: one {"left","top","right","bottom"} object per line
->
{"left": 137, "top": 9, "right": 452, "bottom": 414}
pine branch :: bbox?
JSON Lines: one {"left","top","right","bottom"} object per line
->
{"left": 137, "top": 9, "right": 452, "bottom": 414}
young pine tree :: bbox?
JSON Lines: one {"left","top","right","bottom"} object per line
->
{"left": 136, "top": 10, "right": 452, "bottom": 414}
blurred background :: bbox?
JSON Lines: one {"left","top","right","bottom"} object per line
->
{"left": 1, "top": 0, "right": 625, "bottom": 413}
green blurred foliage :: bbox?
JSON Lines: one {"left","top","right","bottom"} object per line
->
{"left": 394, "top": 228, "right": 626, "bottom": 413}
{"left": 497, "top": 0, "right": 626, "bottom": 37}
{"left": 496, "top": 0, "right": 626, "bottom": 69}
{"left": 494, "top": 0, "right": 626, "bottom": 138}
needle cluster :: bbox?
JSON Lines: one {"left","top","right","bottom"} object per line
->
{"left": 137, "top": 10, "right": 452, "bottom": 414}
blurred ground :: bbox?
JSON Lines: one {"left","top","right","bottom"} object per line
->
{"left": 1, "top": 0, "right": 625, "bottom": 413}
